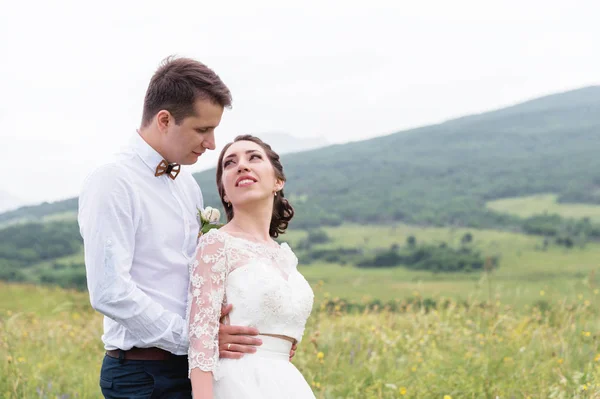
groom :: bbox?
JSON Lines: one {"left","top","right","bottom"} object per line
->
{"left": 78, "top": 56, "right": 270, "bottom": 398}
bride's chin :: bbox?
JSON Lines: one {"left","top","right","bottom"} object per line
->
{"left": 230, "top": 195, "right": 272, "bottom": 209}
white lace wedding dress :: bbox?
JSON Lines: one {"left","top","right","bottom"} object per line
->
{"left": 186, "top": 229, "right": 315, "bottom": 398}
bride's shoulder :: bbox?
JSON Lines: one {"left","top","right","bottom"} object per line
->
{"left": 277, "top": 241, "right": 299, "bottom": 265}
{"left": 197, "top": 228, "right": 229, "bottom": 248}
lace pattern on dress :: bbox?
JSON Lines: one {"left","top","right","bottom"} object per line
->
{"left": 186, "top": 229, "right": 313, "bottom": 379}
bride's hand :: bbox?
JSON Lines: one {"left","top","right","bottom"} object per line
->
{"left": 218, "top": 304, "right": 262, "bottom": 359}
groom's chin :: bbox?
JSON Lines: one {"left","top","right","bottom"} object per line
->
{"left": 180, "top": 154, "right": 203, "bottom": 165}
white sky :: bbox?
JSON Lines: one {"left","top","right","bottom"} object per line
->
{"left": 1, "top": 0, "right": 599, "bottom": 204}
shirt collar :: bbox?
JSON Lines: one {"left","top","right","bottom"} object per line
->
{"left": 129, "top": 131, "right": 166, "bottom": 174}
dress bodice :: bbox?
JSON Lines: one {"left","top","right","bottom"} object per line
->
{"left": 186, "top": 229, "right": 314, "bottom": 376}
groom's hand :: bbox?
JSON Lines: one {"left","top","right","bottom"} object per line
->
{"left": 218, "top": 304, "right": 262, "bottom": 359}
{"left": 289, "top": 342, "right": 297, "bottom": 362}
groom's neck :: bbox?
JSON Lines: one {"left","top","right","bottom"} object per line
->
{"left": 138, "top": 126, "right": 170, "bottom": 162}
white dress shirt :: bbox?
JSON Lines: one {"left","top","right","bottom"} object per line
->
{"left": 78, "top": 132, "right": 203, "bottom": 355}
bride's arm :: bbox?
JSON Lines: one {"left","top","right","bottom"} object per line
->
{"left": 187, "top": 234, "right": 228, "bottom": 399}
{"left": 190, "top": 369, "right": 214, "bottom": 399}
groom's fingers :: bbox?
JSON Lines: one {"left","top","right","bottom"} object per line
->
{"left": 227, "top": 335, "right": 262, "bottom": 346}
{"left": 219, "top": 304, "right": 233, "bottom": 324}
{"left": 220, "top": 304, "right": 233, "bottom": 316}
{"left": 225, "top": 343, "right": 258, "bottom": 354}
{"left": 289, "top": 343, "right": 297, "bottom": 361}
{"left": 221, "top": 325, "right": 260, "bottom": 336}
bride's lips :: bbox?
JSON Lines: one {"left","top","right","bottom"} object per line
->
{"left": 235, "top": 175, "right": 258, "bottom": 187}
{"left": 192, "top": 151, "right": 204, "bottom": 156}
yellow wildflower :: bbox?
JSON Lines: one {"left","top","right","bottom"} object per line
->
{"left": 317, "top": 352, "right": 324, "bottom": 360}
{"left": 399, "top": 387, "right": 407, "bottom": 395}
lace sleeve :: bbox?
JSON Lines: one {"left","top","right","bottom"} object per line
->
{"left": 187, "top": 232, "right": 228, "bottom": 375}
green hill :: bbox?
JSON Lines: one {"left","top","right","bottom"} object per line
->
{"left": 2, "top": 86, "right": 599, "bottom": 230}
{"left": 3, "top": 83, "right": 600, "bottom": 290}
{"left": 195, "top": 86, "right": 600, "bottom": 228}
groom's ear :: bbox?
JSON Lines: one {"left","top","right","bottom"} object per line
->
{"left": 156, "top": 110, "right": 171, "bottom": 132}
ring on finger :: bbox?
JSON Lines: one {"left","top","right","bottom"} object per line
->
{"left": 227, "top": 343, "right": 231, "bottom": 350}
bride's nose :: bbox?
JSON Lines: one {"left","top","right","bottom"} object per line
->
{"left": 237, "top": 162, "right": 250, "bottom": 173}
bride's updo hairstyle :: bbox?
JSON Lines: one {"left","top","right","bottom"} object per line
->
{"left": 216, "top": 135, "right": 294, "bottom": 238}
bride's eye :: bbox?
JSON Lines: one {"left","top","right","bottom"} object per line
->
{"left": 223, "top": 160, "right": 234, "bottom": 167}
{"left": 250, "top": 154, "right": 262, "bottom": 161}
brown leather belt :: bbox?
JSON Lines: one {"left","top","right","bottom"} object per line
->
{"left": 106, "top": 347, "right": 174, "bottom": 361}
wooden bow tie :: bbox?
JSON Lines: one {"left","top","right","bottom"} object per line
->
{"left": 155, "top": 160, "right": 181, "bottom": 180}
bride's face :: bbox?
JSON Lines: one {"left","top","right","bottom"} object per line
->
{"left": 220, "top": 140, "right": 283, "bottom": 208}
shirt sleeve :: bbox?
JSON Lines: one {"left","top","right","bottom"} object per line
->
{"left": 78, "top": 164, "right": 188, "bottom": 355}
{"left": 187, "top": 232, "right": 228, "bottom": 375}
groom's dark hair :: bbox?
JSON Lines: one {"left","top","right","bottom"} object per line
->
{"left": 141, "top": 55, "right": 232, "bottom": 127}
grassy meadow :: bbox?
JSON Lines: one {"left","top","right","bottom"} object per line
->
{"left": 38, "top": 220, "right": 600, "bottom": 307}
{"left": 285, "top": 222, "right": 600, "bottom": 307}
{"left": 3, "top": 195, "right": 600, "bottom": 397}
{"left": 4, "top": 281, "right": 600, "bottom": 398}
{"left": 487, "top": 194, "right": 600, "bottom": 223}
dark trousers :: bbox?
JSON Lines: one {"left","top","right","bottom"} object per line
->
{"left": 99, "top": 353, "right": 192, "bottom": 398}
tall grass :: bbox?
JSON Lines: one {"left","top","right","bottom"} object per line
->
{"left": 3, "top": 282, "right": 600, "bottom": 398}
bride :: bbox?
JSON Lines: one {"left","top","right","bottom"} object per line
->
{"left": 186, "top": 135, "right": 315, "bottom": 398}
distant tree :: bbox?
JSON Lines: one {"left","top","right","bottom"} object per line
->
{"left": 461, "top": 232, "right": 473, "bottom": 245}
{"left": 306, "top": 229, "right": 330, "bottom": 244}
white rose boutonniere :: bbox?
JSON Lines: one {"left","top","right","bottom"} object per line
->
{"left": 198, "top": 206, "right": 224, "bottom": 237}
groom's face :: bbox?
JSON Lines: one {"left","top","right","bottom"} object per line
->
{"left": 162, "top": 99, "right": 224, "bottom": 165}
